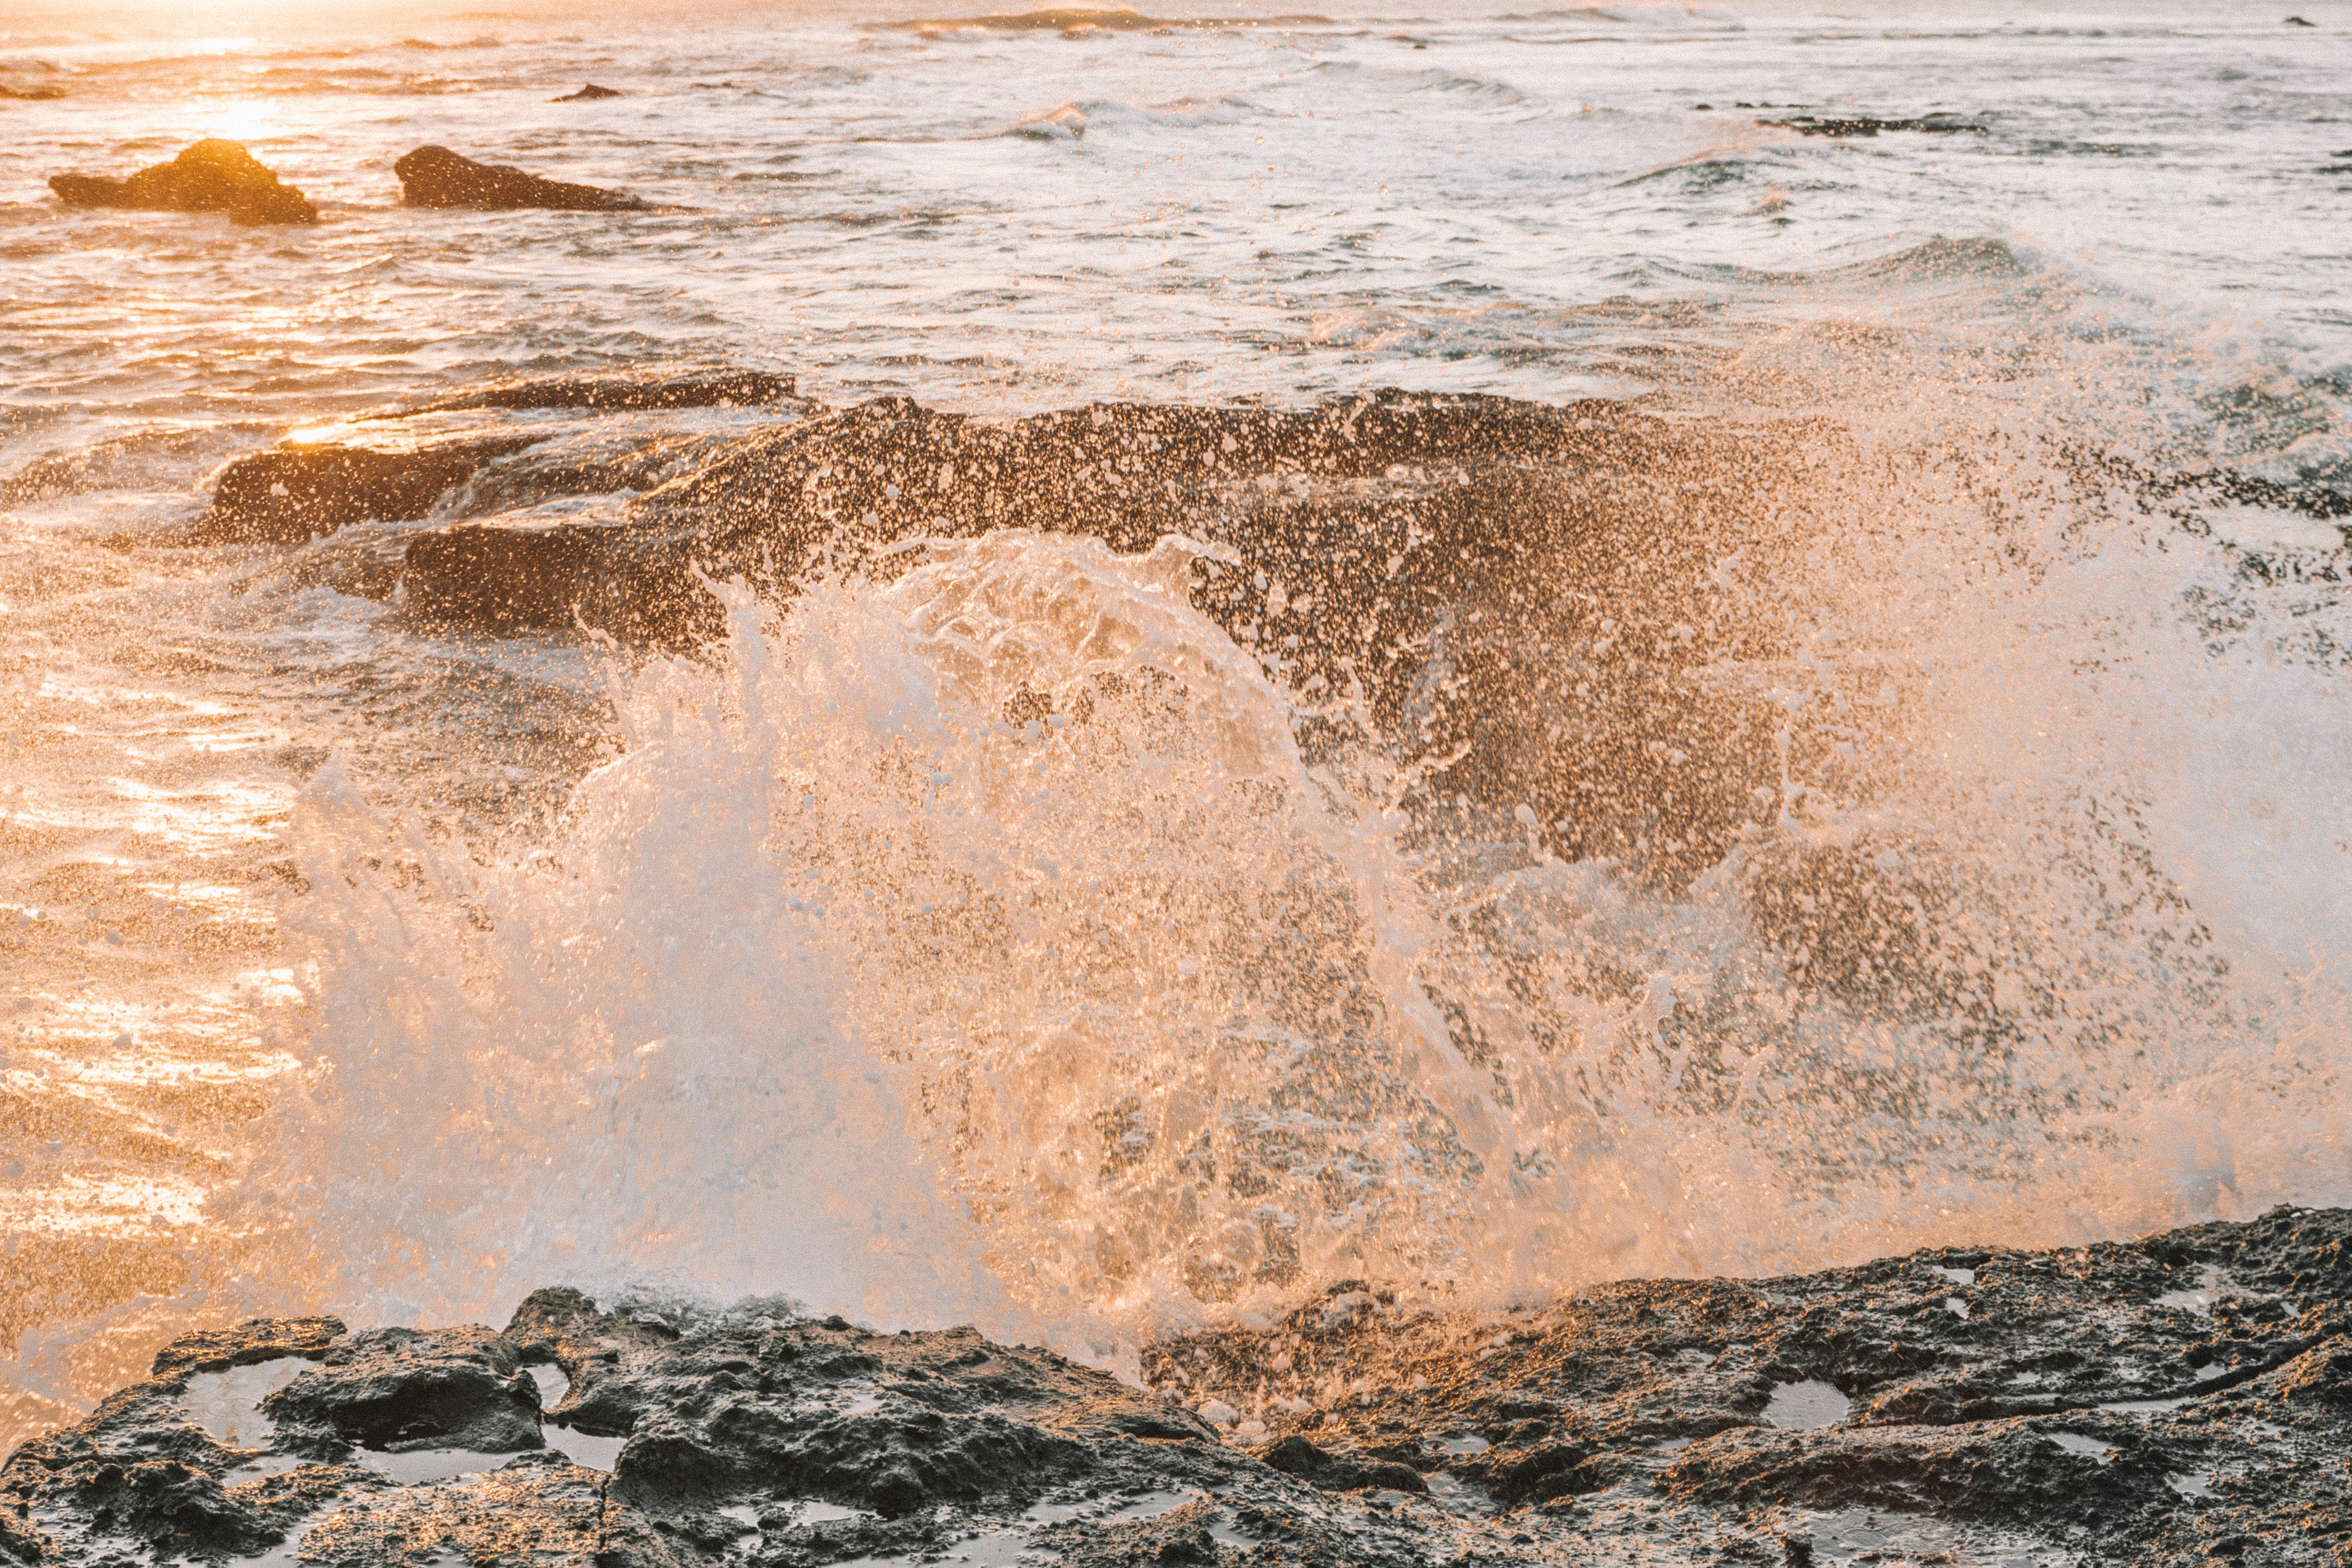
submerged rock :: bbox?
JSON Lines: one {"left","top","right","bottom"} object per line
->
{"left": 553, "top": 83, "right": 624, "bottom": 100}
{"left": 392, "top": 144, "right": 651, "bottom": 212}
{"left": 47, "top": 139, "right": 317, "bottom": 227}
{"left": 380, "top": 365, "right": 797, "bottom": 417}
{"left": 1767, "top": 112, "right": 1987, "bottom": 136}
{"left": 2, "top": 1209, "right": 2344, "bottom": 1564}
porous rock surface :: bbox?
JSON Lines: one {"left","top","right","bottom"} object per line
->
{"left": 48, "top": 140, "right": 317, "bottom": 227}
{"left": 393, "top": 145, "right": 650, "bottom": 212}
{"left": 153, "top": 382, "right": 2348, "bottom": 894}
{"left": 0, "top": 1208, "right": 2345, "bottom": 1565}
{"left": 378, "top": 367, "right": 797, "bottom": 418}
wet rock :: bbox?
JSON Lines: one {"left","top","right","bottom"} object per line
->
{"left": 1767, "top": 113, "right": 1987, "bottom": 136}
{"left": 504, "top": 1285, "right": 679, "bottom": 1371}
{"left": 191, "top": 438, "right": 529, "bottom": 546}
{"left": 1256, "top": 1434, "right": 1427, "bottom": 1493}
{"left": 1034, "top": 1497, "right": 1227, "bottom": 1564}
{"left": 0, "top": 1508, "right": 47, "bottom": 1565}
{"left": 381, "top": 366, "right": 797, "bottom": 417}
{"left": 394, "top": 144, "right": 651, "bottom": 212}
{"left": 0, "top": 1321, "right": 362, "bottom": 1560}
{"left": 1657, "top": 1419, "right": 2175, "bottom": 1530}
{"left": 260, "top": 1326, "right": 543, "bottom": 1455}
{"left": 392, "top": 389, "right": 1828, "bottom": 884}
{"left": 5, "top": 1209, "right": 2347, "bottom": 1565}
{"left": 1146, "top": 1206, "right": 2352, "bottom": 1564}
{"left": 554, "top": 82, "right": 624, "bottom": 99}
{"left": 48, "top": 138, "right": 317, "bottom": 226}
{"left": 147, "top": 1314, "right": 343, "bottom": 1376}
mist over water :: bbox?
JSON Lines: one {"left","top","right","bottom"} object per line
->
{"left": 2, "top": 0, "right": 2348, "bottom": 1438}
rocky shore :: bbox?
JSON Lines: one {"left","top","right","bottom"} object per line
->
{"left": 1, "top": 1208, "right": 2346, "bottom": 1566}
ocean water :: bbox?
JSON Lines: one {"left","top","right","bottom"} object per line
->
{"left": 2, "top": 0, "right": 2349, "bottom": 1441}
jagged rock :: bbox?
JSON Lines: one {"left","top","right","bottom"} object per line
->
{"left": 48, "top": 138, "right": 317, "bottom": 226}
{"left": 148, "top": 1315, "right": 343, "bottom": 1377}
{"left": 393, "top": 144, "right": 650, "bottom": 212}
{"left": 0, "top": 1506, "right": 47, "bottom": 1565}
{"left": 182, "top": 423, "right": 742, "bottom": 566}
{"left": 554, "top": 83, "right": 624, "bottom": 100}
{"left": 4, "top": 1209, "right": 2348, "bottom": 1565}
{"left": 1256, "top": 1434, "right": 1427, "bottom": 1493}
{"left": 260, "top": 1326, "right": 543, "bottom": 1455}
{"left": 503, "top": 1285, "right": 679, "bottom": 1370}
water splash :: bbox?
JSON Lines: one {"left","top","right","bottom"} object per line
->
{"left": 253, "top": 427, "right": 2352, "bottom": 1349}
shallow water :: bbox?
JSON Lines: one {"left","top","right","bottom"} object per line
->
{"left": 2, "top": 0, "right": 2349, "bottom": 1445}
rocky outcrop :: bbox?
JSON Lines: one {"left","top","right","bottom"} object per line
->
{"left": 552, "top": 83, "right": 623, "bottom": 100}
{"left": 387, "top": 388, "right": 1824, "bottom": 884}
{"left": 1257, "top": 1434, "right": 1428, "bottom": 1494}
{"left": 48, "top": 139, "right": 316, "bottom": 226}
{"left": 393, "top": 145, "right": 650, "bottom": 212}
{"left": 190, "top": 438, "right": 530, "bottom": 546}
{"left": 260, "top": 1326, "right": 543, "bottom": 1456}
{"left": 173, "top": 385, "right": 2348, "bottom": 887}
{"left": 3, "top": 1209, "right": 2345, "bottom": 1565}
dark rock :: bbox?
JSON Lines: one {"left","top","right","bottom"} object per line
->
{"left": 47, "top": 138, "right": 317, "bottom": 226}
{"left": 393, "top": 144, "right": 651, "bottom": 212}
{"left": 0, "top": 1322, "right": 368, "bottom": 1559}
{"left": 505, "top": 1285, "right": 679, "bottom": 1372}
{"left": 147, "top": 1315, "right": 343, "bottom": 1377}
{"left": 0, "top": 1506, "right": 47, "bottom": 1566}
{"left": 554, "top": 82, "right": 624, "bottom": 100}
{"left": 260, "top": 1325, "right": 543, "bottom": 1454}
{"left": 6, "top": 1210, "right": 2348, "bottom": 1565}
{"left": 191, "top": 438, "right": 529, "bottom": 546}
{"left": 1657, "top": 1419, "right": 2173, "bottom": 1530}
{"left": 171, "top": 385, "right": 2346, "bottom": 900}
{"left": 392, "top": 389, "right": 1824, "bottom": 886}
{"left": 1035, "top": 1497, "right": 1228, "bottom": 1564}
{"left": 381, "top": 366, "right": 797, "bottom": 417}
{"left": 1768, "top": 113, "right": 1987, "bottom": 136}
{"left": 1256, "top": 1434, "right": 1427, "bottom": 1493}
